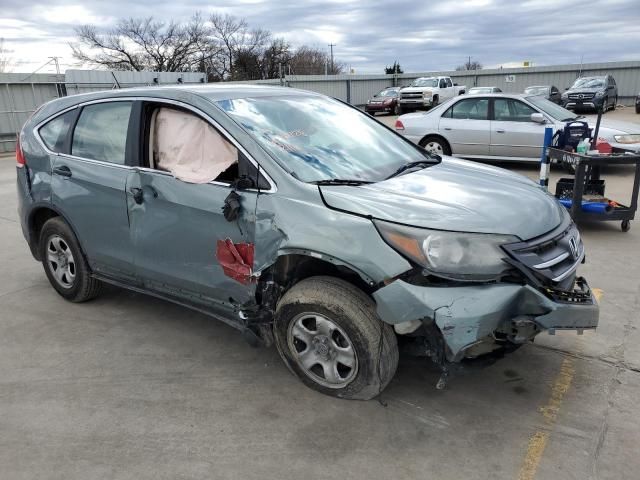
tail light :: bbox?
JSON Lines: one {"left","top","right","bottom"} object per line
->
{"left": 16, "top": 135, "right": 26, "bottom": 168}
{"left": 395, "top": 119, "right": 405, "bottom": 131}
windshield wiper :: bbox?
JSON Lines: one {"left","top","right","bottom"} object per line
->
{"left": 312, "top": 179, "right": 373, "bottom": 186}
{"left": 385, "top": 160, "right": 435, "bottom": 180}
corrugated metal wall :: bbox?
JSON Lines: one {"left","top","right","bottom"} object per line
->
{"left": 2, "top": 61, "right": 639, "bottom": 154}
{"left": 0, "top": 70, "right": 205, "bottom": 153}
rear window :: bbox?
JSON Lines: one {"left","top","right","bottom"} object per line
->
{"left": 39, "top": 109, "right": 76, "bottom": 153}
{"left": 71, "top": 102, "right": 132, "bottom": 164}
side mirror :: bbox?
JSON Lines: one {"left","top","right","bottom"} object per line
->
{"left": 234, "top": 176, "right": 255, "bottom": 190}
{"left": 530, "top": 113, "right": 546, "bottom": 124}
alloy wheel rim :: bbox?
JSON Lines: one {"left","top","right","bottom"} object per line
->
{"left": 287, "top": 312, "right": 358, "bottom": 388}
{"left": 46, "top": 235, "right": 76, "bottom": 289}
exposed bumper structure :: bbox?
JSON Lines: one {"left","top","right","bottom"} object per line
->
{"left": 373, "top": 278, "right": 599, "bottom": 361}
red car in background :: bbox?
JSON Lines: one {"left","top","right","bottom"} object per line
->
{"left": 365, "top": 87, "right": 400, "bottom": 115}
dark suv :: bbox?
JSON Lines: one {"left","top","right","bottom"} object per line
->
{"left": 561, "top": 75, "right": 617, "bottom": 112}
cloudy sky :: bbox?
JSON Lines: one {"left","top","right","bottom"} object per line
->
{"left": 2, "top": 0, "right": 640, "bottom": 74}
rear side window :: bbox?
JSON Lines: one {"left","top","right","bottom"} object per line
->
{"left": 72, "top": 102, "right": 132, "bottom": 164}
{"left": 39, "top": 109, "right": 76, "bottom": 153}
{"left": 444, "top": 98, "right": 489, "bottom": 120}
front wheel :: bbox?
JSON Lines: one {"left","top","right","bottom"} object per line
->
{"left": 273, "top": 276, "right": 399, "bottom": 400}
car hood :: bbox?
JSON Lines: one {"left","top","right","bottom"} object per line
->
{"left": 401, "top": 86, "right": 434, "bottom": 93}
{"left": 566, "top": 88, "right": 603, "bottom": 94}
{"left": 319, "top": 157, "right": 565, "bottom": 240}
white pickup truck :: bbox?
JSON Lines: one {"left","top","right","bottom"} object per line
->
{"left": 398, "top": 76, "right": 466, "bottom": 114}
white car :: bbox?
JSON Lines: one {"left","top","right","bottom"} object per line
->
{"left": 395, "top": 93, "right": 640, "bottom": 162}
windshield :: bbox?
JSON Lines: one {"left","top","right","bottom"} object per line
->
{"left": 524, "top": 86, "right": 550, "bottom": 95}
{"left": 217, "top": 95, "right": 431, "bottom": 183}
{"left": 411, "top": 78, "right": 438, "bottom": 87}
{"left": 527, "top": 95, "right": 578, "bottom": 121}
{"left": 376, "top": 89, "right": 398, "bottom": 97}
{"left": 572, "top": 77, "right": 605, "bottom": 89}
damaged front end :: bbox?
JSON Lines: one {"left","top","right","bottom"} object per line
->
{"left": 372, "top": 218, "right": 599, "bottom": 385}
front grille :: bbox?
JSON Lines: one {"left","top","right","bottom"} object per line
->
{"left": 568, "top": 92, "right": 595, "bottom": 100}
{"left": 503, "top": 220, "right": 584, "bottom": 291}
{"left": 401, "top": 92, "right": 423, "bottom": 100}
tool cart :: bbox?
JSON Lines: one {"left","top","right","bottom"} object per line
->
{"left": 548, "top": 148, "right": 640, "bottom": 231}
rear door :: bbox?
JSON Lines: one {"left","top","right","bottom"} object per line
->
{"left": 489, "top": 98, "right": 546, "bottom": 159}
{"left": 438, "top": 97, "right": 490, "bottom": 155}
{"left": 50, "top": 100, "right": 137, "bottom": 281}
{"left": 127, "top": 102, "right": 271, "bottom": 316}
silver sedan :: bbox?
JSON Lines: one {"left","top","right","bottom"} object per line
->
{"left": 396, "top": 93, "right": 640, "bottom": 162}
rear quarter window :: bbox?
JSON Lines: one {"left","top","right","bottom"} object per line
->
{"left": 38, "top": 109, "right": 76, "bottom": 153}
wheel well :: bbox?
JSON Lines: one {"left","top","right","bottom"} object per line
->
{"left": 258, "top": 254, "right": 374, "bottom": 306}
{"left": 29, "top": 208, "right": 60, "bottom": 259}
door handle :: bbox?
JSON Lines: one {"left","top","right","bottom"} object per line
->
{"left": 496, "top": 129, "right": 506, "bottom": 133}
{"left": 52, "top": 165, "right": 72, "bottom": 178}
{"left": 129, "top": 187, "right": 144, "bottom": 204}
{"left": 443, "top": 127, "right": 452, "bottom": 131}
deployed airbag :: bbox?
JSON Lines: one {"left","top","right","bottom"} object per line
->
{"left": 154, "top": 108, "right": 237, "bottom": 183}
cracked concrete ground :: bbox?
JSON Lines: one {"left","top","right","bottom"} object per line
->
{"left": 1, "top": 123, "right": 639, "bottom": 480}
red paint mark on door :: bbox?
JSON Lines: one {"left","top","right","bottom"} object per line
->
{"left": 216, "top": 238, "right": 255, "bottom": 285}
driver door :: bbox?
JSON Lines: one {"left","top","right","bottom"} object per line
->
{"left": 490, "top": 98, "right": 547, "bottom": 159}
{"left": 127, "top": 102, "right": 269, "bottom": 316}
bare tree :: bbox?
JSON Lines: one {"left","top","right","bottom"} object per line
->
{"left": 71, "top": 14, "right": 210, "bottom": 72}
{"left": 289, "top": 45, "right": 345, "bottom": 75}
{"left": 456, "top": 58, "right": 482, "bottom": 71}
{"left": 0, "top": 38, "right": 12, "bottom": 73}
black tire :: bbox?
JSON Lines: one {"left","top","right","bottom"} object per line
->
{"left": 393, "top": 104, "right": 400, "bottom": 116}
{"left": 398, "top": 105, "right": 407, "bottom": 115}
{"left": 273, "top": 276, "right": 399, "bottom": 400}
{"left": 431, "top": 95, "right": 439, "bottom": 108}
{"left": 601, "top": 97, "right": 608, "bottom": 113}
{"left": 39, "top": 217, "right": 102, "bottom": 302}
{"left": 419, "top": 135, "right": 452, "bottom": 156}
{"left": 622, "top": 220, "right": 631, "bottom": 232}
{"left": 636, "top": 104, "right": 640, "bottom": 114}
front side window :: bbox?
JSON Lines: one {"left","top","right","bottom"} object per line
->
{"left": 445, "top": 78, "right": 453, "bottom": 88}
{"left": 39, "top": 109, "right": 76, "bottom": 153}
{"left": 444, "top": 98, "right": 489, "bottom": 120}
{"left": 150, "top": 107, "right": 238, "bottom": 184}
{"left": 72, "top": 102, "right": 132, "bottom": 164}
{"left": 493, "top": 99, "right": 537, "bottom": 122}
{"left": 217, "top": 95, "right": 430, "bottom": 183}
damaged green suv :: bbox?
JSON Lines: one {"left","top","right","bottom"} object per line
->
{"left": 16, "top": 85, "right": 599, "bottom": 399}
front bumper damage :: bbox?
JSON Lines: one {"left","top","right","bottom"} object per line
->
{"left": 373, "top": 277, "right": 599, "bottom": 362}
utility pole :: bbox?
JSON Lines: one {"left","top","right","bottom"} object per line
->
{"left": 328, "top": 43, "right": 336, "bottom": 74}
{"left": 48, "top": 56, "right": 61, "bottom": 75}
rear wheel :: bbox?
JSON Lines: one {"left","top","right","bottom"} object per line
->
{"left": 420, "top": 135, "right": 451, "bottom": 156}
{"left": 273, "top": 276, "right": 398, "bottom": 400}
{"left": 39, "top": 217, "right": 102, "bottom": 302}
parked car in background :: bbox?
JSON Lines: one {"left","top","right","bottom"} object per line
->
{"left": 365, "top": 87, "right": 400, "bottom": 115}
{"left": 468, "top": 86, "right": 502, "bottom": 94}
{"left": 561, "top": 75, "right": 618, "bottom": 112}
{"left": 524, "top": 85, "right": 562, "bottom": 104}
{"left": 395, "top": 93, "right": 640, "bottom": 161}
{"left": 16, "top": 85, "right": 598, "bottom": 400}
{"left": 398, "top": 76, "right": 466, "bottom": 114}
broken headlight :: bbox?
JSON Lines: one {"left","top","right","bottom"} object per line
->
{"left": 374, "top": 220, "right": 518, "bottom": 282}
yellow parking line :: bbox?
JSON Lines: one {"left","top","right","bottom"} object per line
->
{"left": 517, "top": 357, "right": 576, "bottom": 480}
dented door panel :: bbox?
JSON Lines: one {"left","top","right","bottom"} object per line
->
{"left": 127, "top": 169, "right": 258, "bottom": 313}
